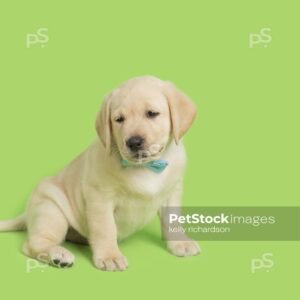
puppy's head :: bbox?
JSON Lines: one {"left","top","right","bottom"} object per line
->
{"left": 96, "top": 76, "right": 196, "bottom": 163}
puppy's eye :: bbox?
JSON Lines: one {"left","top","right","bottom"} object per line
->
{"left": 115, "top": 116, "right": 125, "bottom": 123}
{"left": 146, "top": 111, "right": 160, "bottom": 118}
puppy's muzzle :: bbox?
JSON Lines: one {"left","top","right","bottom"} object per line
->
{"left": 126, "top": 136, "right": 144, "bottom": 152}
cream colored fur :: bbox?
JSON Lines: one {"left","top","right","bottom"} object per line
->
{"left": 0, "top": 76, "right": 200, "bottom": 271}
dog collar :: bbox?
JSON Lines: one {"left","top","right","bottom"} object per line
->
{"left": 121, "top": 159, "right": 168, "bottom": 173}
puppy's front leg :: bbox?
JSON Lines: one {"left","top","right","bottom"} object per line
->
{"left": 86, "top": 198, "right": 128, "bottom": 271}
{"left": 159, "top": 182, "right": 200, "bottom": 257}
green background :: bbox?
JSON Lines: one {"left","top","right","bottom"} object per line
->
{"left": 0, "top": 0, "right": 299, "bottom": 299}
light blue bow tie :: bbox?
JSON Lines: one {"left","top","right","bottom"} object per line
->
{"left": 121, "top": 159, "right": 168, "bottom": 173}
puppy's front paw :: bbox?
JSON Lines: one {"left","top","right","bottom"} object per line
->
{"left": 93, "top": 253, "right": 128, "bottom": 271}
{"left": 167, "top": 240, "right": 200, "bottom": 257}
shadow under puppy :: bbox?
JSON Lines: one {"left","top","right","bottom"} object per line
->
{"left": 0, "top": 76, "right": 200, "bottom": 271}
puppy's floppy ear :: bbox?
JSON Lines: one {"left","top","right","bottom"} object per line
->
{"left": 95, "top": 94, "right": 112, "bottom": 155}
{"left": 163, "top": 81, "right": 197, "bottom": 144}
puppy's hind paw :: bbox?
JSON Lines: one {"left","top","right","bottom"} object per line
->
{"left": 48, "top": 246, "right": 75, "bottom": 268}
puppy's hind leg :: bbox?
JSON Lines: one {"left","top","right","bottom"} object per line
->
{"left": 23, "top": 196, "right": 75, "bottom": 268}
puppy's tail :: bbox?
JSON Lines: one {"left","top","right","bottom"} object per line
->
{"left": 0, "top": 213, "right": 26, "bottom": 231}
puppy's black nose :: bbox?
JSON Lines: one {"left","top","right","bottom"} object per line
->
{"left": 126, "top": 136, "right": 144, "bottom": 152}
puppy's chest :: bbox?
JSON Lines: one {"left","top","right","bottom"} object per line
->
{"left": 112, "top": 168, "right": 177, "bottom": 239}
{"left": 121, "top": 167, "right": 173, "bottom": 196}
{"left": 114, "top": 193, "right": 164, "bottom": 240}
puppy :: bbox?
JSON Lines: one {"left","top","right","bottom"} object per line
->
{"left": 0, "top": 76, "right": 199, "bottom": 271}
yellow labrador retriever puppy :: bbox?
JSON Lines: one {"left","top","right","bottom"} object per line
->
{"left": 0, "top": 76, "right": 199, "bottom": 271}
